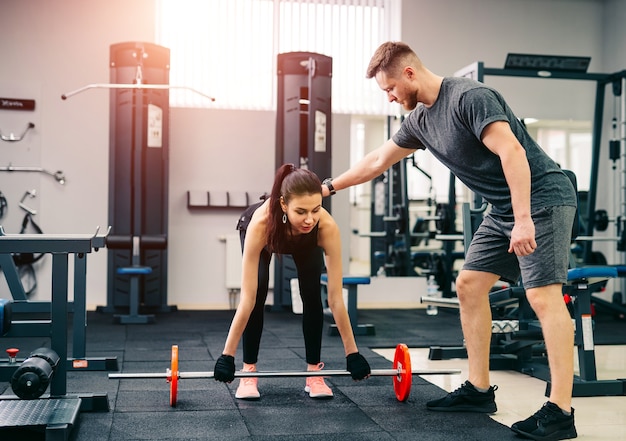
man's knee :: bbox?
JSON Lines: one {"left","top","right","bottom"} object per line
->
{"left": 456, "top": 270, "right": 499, "bottom": 302}
{"left": 455, "top": 272, "right": 471, "bottom": 299}
{"left": 526, "top": 284, "right": 566, "bottom": 316}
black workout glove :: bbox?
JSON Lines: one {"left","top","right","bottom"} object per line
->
{"left": 214, "top": 354, "right": 235, "bottom": 382}
{"left": 346, "top": 352, "right": 371, "bottom": 380}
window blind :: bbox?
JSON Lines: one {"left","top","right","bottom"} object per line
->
{"left": 156, "top": 0, "right": 400, "bottom": 114}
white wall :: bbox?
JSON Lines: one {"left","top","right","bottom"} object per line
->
{"left": 1, "top": 0, "right": 624, "bottom": 309}
{"left": 401, "top": 0, "right": 604, "bottom": 121}
{"left": 167, "top": 108, "right": 276, "bottom": 308}
{"left": 0, "top": 0, "right": 157, "bottom": 307}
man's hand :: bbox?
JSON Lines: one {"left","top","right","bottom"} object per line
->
{"left": 508, "top": 217, "right": 536, "bottom": 256}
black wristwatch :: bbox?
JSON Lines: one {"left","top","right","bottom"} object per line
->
{"left": 322, "top": 178, "right": 336, "bottom": 195}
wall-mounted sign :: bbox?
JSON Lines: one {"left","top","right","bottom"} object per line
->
{"left": 0, "top": 98, "right": 36, "bottom": 111}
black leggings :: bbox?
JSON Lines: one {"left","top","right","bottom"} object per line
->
{"left": 240, "top": 231, "right": 324, "bottom": 365}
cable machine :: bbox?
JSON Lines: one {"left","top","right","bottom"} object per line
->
{"left": 367, "top": 116, "right": 462, "bottom": 298}
{"left": 62, "top": 42, "right": 215, "bottom": 320}
{"left": 273, "top": 52, "right": 333, "bottom": 310}
{"left": 369, "top": 116, "right": 413, "bottom": 277}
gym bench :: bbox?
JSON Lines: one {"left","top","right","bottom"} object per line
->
{"left": 320, "top": 274, "right": 375, "bottom": 336}
{"left": 0, "top": 227, "right": 118, "bottom": 372}
{"left": 558, "top": 266, "right": 626, "bottom": 396}
{"left": 0, "top": 228, "right": 111, "bottom": 440}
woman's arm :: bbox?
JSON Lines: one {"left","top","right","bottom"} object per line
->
{"left": 221, "top": 203, "right": 269, "bottom": 356}
{"left": 317, "top": 210, "right": 359, "bottom": 356}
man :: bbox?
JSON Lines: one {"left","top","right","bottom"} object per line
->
{"left": 321, "top": 41, "right": 578, "bottom": 441}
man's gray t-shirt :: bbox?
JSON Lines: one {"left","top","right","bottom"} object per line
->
{"left": 392, "top": 77, "right": 577, "bottom": 216}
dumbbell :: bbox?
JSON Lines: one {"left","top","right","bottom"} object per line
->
{"left": 10, "top": 347, "right": 61, "bottom": 400}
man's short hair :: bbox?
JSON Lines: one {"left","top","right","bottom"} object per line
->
{"left": 366, "top": 41, "right": 416, "bottom": 79}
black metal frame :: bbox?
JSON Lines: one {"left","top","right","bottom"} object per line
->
{"left": 457, "top": 62, "right": 626, "bottom": 266}
{"left": 274, "top": 52, "right": 333, "bottom": 310}
{"left": 0, "top": 230, "right": 111, "bottom": 439}
{"left": 0, "top": 230, "right": 117, "bottom": 373}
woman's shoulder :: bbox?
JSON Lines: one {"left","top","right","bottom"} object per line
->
{"left": 318, "top": 206, "right": 334, "bottom": 220}
{"left": 250, "top": 199, "right": 271, "bottom": 224}
{"left": 317, "top": 208, "right": 339, "bottom": 232}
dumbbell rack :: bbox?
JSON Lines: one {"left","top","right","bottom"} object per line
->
{"left": 0, "top": 228, "right": 110, "bottom": 440}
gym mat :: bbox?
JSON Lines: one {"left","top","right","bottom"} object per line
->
{"left": 1, "top": 306, "right": 624, "bottom": 440}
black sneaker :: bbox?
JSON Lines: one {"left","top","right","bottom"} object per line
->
{"left": 426, "top": 381, "right": 497, "bottom": 413}
{"left": 511, "top": 402, "right": 577, "bottom": 440}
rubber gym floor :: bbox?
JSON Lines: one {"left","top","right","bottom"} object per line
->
{"left": 1, "top": 307, "right": 624, "bottom": 440}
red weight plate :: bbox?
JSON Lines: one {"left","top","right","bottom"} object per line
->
{"left": 392, "top": 343, "right": 412, "bottom": 401}
{"left": 169, "top": 345, "right": 179, "bottom": 407}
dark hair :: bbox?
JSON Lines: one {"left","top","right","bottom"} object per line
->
{"left": 366, "top": 41, "right": 417, "bottom": 79}
{"left": 266, "top": 164, "right": 322, "bottom": 252}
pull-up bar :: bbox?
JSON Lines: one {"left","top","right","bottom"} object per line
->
{"left": 61, "top": 83, "right": 216, "bottom": 101}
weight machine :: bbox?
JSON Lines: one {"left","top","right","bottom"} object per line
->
{"left": 62, "top": 42, "right": 214, "bottom": 322}
{"left": 273, "top": 52, "right": 333, "bottom": 310}
{"left": 365, "top": 116, "right": 465, "bottom": 298}
{"left": 0, "top": 228, "right": 111, "bottom": 440}
{"left": 426, "top": 55, "right": 626, "bottom": 397}
{"left": 455, "top": 57, "right": 626, "bottom": 313}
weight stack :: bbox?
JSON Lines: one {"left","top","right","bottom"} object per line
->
{"left": 105, "top": 42, "right": 171, "bottom": 314}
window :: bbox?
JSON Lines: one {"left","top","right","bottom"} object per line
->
{"left": 156, "top": 0, "right": 400, "bottom": 114}
{"left": 536, "top": 126, "right": 592, "bottom": 191}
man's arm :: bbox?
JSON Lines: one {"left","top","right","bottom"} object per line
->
{"left": 481, "top": 120, "right": 536, "bottom": 256}
{"left": 323, "top": 138, "right": 416, "bottom": 196}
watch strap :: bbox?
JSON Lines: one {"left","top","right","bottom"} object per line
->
{"left": 323, "top": 178, "right": 336, "bottom": 195}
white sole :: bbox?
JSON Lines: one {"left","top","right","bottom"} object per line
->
{"left": 304, "top": 386, "right": 333, "bottom": 398}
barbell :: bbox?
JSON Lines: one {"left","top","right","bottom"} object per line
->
{"left": 109, "top": 344, "right": 461, "bottom": 406}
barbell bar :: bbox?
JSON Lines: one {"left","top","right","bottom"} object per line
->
{"left": 109, "top": 344, "right": 461, "bottom": 407}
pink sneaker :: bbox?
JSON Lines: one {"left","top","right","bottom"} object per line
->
{"left": 304, "top": 362, "right": 334, "bottom": 398}
{"left": 235, "top": 364, "right": 260, "bottom": 400}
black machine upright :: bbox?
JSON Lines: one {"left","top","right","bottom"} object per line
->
{"left": 273, "top": 52, "right": 333, "bottom": 309}
{"left": 105, "top": 42, "right": 172, "bottom": 319}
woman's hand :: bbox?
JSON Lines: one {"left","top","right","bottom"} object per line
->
{"left": 214, "top": 354, "right": 236, "bottom": 382}
{"left": 346, "top": 352, "right": 371, "bottom": 380}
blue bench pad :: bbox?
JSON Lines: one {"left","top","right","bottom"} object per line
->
{"left": 567, "top": 266, "right": 617, "bottom": 281}
{"left": 117, "top": 266, "right": 153, "bottom": 275}
{"left": 615, "top": 265, "right": 626, "bottom": 277}
{"left": 320, "top": 274, "right": 371, "bottom": 285}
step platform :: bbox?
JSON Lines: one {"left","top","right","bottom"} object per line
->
{"left": 0, "top": 396, "right": 81, "bottom": 441}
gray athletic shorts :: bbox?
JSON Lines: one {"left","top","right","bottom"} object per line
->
{"left": 462, "top": 205, "right": 577, "bottom": 289}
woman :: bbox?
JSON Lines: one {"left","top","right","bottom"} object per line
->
{"left": 213, "top": 164, "right": 371, "bottom": 399}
